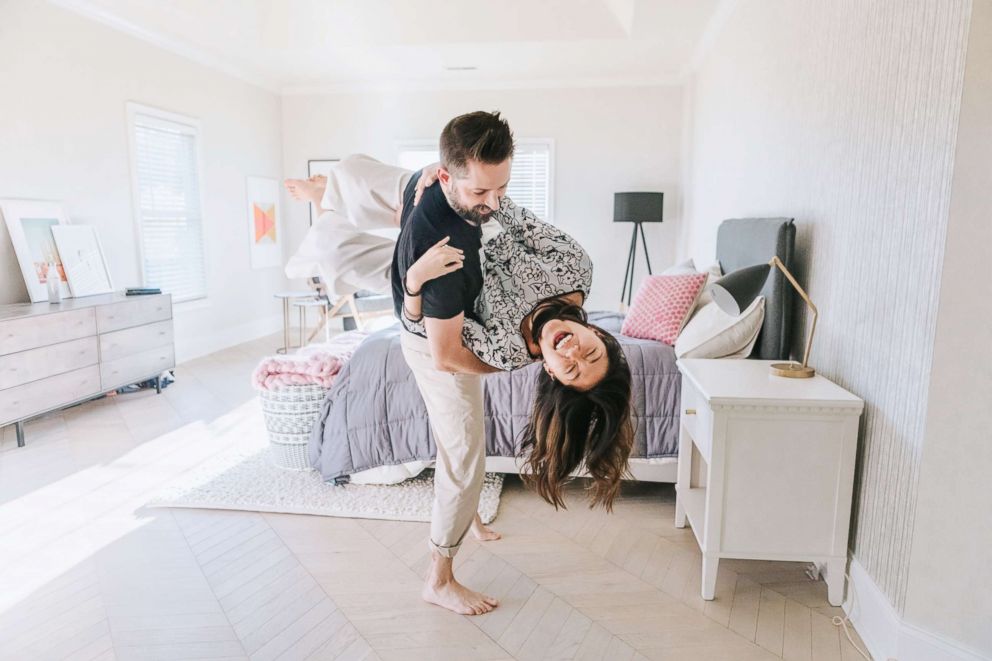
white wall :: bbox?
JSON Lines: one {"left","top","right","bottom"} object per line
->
{"left": 680, "top": 0, "right": 973, "bottom": 648}
{"left": 281, "top": 85, "right": 683, "bottom": 312}
{"left": 904, "top": 0, "right": 992, "bottom": 656}
{"left": 0, "top": 0, "right": 287, "bottom": 362}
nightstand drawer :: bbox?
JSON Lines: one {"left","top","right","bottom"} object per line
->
{"left": 680, "top": 378, "right": 713, "bottom": 459}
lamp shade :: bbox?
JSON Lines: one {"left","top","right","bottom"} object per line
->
{"left": 614, "top": 192, "right": 663, "bottom": 223}
{"left": 711, "top": 263, "right": 772, "bottom": 316}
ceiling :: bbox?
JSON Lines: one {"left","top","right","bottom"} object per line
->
{"left": 52, "top": 0, "right": 724, "bottom": 93}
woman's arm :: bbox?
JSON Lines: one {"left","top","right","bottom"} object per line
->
{"left": 401, "top": 237, "right": 464, "bottom": 323}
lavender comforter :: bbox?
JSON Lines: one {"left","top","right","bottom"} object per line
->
{"left": 309, "top": 312, "right": 680, "bottom": 483}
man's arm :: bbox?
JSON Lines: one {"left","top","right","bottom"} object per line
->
{"left": 425, "top": 315, "right": 500, "bottom": 375}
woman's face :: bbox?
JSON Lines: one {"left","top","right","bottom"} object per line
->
{"left": 538, "top": 319, "right": 609, "bottom": 391}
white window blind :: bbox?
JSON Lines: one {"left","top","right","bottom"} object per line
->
{"left": 396, "top": 138, "right": 554, "bottom": 221}
{"left": 128, "top": 105, "right": 207, "bottom": 303}
{"left": 506, "top": 141, "right": 552, "bottom": 221}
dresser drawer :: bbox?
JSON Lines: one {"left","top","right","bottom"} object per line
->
{"left": 0, "top": 337, "right": 99, "bottom": 390}
{"left": 0, "top": 366, "right": 101, "bottom": 426}
{"left": 680, "top": 377, "right": 714, "bottom": 461}
{"left": 99, "top": 320, "right": 174, "bottom": 363}
{"left": 100, "top": 346, "right": 175, "bottom": 391}
{"left": 95, "top": 295, "right": 172, "bottom": 333}
{"left": 0, "top": 308, "right": 97, "bottom": 356}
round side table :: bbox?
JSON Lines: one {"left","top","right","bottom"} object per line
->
{"left": 274, "top": 291, "right": 316, "bottom": 353}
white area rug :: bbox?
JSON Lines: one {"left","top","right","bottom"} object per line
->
{"left": 146, "top": 447, "right": 503, "bottom": 524}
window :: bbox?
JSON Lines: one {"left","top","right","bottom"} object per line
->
{"left": 127, "top": 103, "right": 207, "bottom": 303}
{"left": 396, "top": 138, "right": 554, "bottom": 221}
{"left": 506, "top": 140, "right": 553, "bottom": 221}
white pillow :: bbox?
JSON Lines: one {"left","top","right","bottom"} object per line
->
{"left": 695, "top": 261, "right": 723, "bottom": 310}
{"left": 661, "top": 258, "right": 697, "bottom": 275}
{"left": 675, "top": 296, "right": 765, "bottom": 359}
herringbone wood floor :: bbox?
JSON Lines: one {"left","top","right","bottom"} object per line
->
{"left": 0, "top": 332, "right": 868, "bottom": 660}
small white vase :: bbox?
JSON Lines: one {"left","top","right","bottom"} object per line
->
{"left": 46, "top": 262, "right": 62, "bottom": 303}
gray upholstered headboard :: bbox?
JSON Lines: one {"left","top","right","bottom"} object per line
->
{"left": 716, "top": 218, "right": 796, "bottom": 361}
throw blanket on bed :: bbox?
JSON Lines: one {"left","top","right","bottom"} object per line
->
{"left": 308, "top": 313, "right": 680, "bottom": 483}
{"left": 252, "top": 331, "right": 369, "bottom": 390}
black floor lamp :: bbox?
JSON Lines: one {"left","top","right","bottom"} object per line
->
{"left": 615, "top": 192, "right": 664, "bottom": 307}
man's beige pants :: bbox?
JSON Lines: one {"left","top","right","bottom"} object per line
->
{"left": 400, "top": 331, "right": 485, "bottom": 558}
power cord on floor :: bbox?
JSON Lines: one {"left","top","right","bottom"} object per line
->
{"left": 805, "top": 563, "right": 873, "bottom": 660}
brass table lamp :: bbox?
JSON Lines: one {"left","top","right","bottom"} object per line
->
{"left": 710, "top": 257, "right": 818, "bottom": 378}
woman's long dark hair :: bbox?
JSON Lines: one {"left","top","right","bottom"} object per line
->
{"left": 519, "top": 299, "right": 634, "bottom": 511}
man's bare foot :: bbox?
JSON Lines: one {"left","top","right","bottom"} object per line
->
{"left": 284, "top": 175, "right": 326, "bottom": 208}
{"left": 470, "top": 513, "right": 501, "bottom": 542}
{"left": 423, "top": 551, "right": 498, "bottom": 615}
{"left": 422, "top": 579, "right": 499, "bottom": 616}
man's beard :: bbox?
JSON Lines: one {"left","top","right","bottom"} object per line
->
{"left": 444, "top": 188, "right": 495, "bottom": 226}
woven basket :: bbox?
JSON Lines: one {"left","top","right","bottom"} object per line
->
{"left": 258, "top": 384, "right": 327, "bottom": 471}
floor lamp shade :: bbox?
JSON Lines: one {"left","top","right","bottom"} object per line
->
{"left": 614, "top": 192, "right": 664, "bottom": 223}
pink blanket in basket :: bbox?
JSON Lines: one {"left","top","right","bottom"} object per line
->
{"left": 251, "top": 331, "right": 369, "bottom": 391}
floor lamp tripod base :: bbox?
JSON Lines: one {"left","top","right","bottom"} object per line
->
{"left": 619, "top": 221, "right": 652, "bottom": 308}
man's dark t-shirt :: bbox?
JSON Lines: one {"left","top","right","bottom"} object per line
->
{"left": 391, "top": 172, "right": 484, "bottom": 338}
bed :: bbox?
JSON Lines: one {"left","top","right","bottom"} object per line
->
{"left": 308, "top": 217, "right": 796, "bottom": 484}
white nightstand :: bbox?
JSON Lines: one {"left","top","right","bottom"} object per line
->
{"left": 674, "top": 359, "right": 864, "bottom": 606}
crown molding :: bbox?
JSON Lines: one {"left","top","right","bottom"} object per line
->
{"left": 281, "top": 75, "right": 683, "bottom": 96}
{"left": 679, "top": 0, "right": 741, "bottom": 81}
{"left": 48, "top": 0, "right": 283, "bottom": 94}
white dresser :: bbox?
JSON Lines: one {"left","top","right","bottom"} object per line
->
{"left": 674, "top": 358, "right": 864, "bottom": 606}
{"left": 0, "top": 293, "right": 174, "bottom": 447}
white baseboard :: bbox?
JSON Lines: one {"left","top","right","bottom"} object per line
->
{"left": 174, "top": 312, "right": 283, "bottom": 364}
{"left": 845, "top": 557, "right": 989, "bottom": 661}
{"left": 845, "top": 557, "right": 901, "bottom": 659}
{"left": 899, "top": 623, "right": 990, "bottom": 661}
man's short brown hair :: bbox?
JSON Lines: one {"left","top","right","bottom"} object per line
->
{"left": 439, "top": 111, "right": 514, "bottom": 177}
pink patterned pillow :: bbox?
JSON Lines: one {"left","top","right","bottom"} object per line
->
{"left": 621, "top": 273, "right": 708, "bottom": 345}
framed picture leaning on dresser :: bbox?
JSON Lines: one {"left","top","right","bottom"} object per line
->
{"left": 0, "top": 199, "right": 72, "bottom": 303}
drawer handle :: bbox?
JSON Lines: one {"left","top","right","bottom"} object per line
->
{"left": 684, "top": 408, "right": 697, "bottom": 415}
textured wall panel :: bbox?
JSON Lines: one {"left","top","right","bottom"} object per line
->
{"left": 682, "top": 0, "right": 970, "bottom": 612}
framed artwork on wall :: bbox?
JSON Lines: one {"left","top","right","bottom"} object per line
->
{"left": 0, "top": 199, "right": 72, "bottom": 302}
{"left": 307, "top": 159, "right": 338, "bottom": 226}
{"left": 246, "top": 176, "right": 283, "bottom": 270}
{"left": 51, "top": 225, "right": 115, "bottom": 297}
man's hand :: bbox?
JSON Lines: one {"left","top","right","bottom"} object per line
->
{"left": 414, "top": 162, "right": 441, "bottom": 205}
